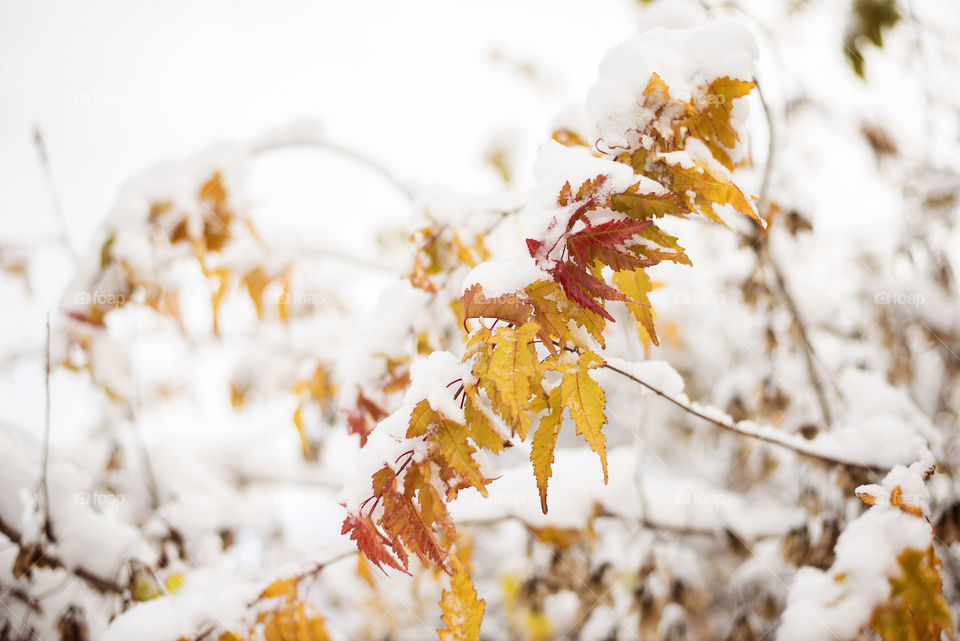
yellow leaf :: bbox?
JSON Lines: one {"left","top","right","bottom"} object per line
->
{"left": 525, "top": 279, "right": 606, "bottom": 350}
{"left": 660, "top": 157, "right": 761, "bottom": 227}
{"left": 612, "top": 268, "right": 661, "bottom": 347}
{"left": 470, "top": 322, "right": 543, "bottom": 439}
{"left": 260, "top": 577, "right": 297, "bottom": 599}
{"left": 408, "top": 400, "right": 489, "bottom": 497}
{"left": 683, "top": 77, "right": 756, "bottom": 170}
{"left": 531, "top": 388, "right": 564, "bottom": 514}
{"left": 438, "top": 559, "right": 485, "bottom": 641}
{"left": 133, "top": 572, "right": 161, "bottom": 602}
{"left": 242, "top": 267, "right": 271, "bottom": 319}
{"left": 870, "top": 546, "right": 954, "bottom": 641}
{"left": 559, "top": 351, "right": 608, "bottom": 483}
{"left": 293, "top": 403, "right": 310, "bottom": 458}
{"left": 164, "top": 573, "right": 184, "bottom": 594}
{"left": 463, "top": 390, "right": 506, "bottom": 454}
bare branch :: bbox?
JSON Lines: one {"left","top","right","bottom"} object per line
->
{"left": 38, "top": 315, "right": 54, "bottom": 542}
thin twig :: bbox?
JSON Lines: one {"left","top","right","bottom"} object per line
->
{"left": 755, "top": 78, "right": 775, "bottom": 208}
{"left": 763, "top": 247, "right": 836, "bottom": 426}
{"left": 752, "top": 78, "right": 840, "bottom": 426}
{"left": 39, "top": 315, "right": 55, "bottom": 542}
{"left": 33, "top": 128, "right": 76, "bottom": 262}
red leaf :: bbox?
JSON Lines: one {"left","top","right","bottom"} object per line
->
{"left": 341, "top": 513, "right": 409, "bottom": 575}
{"left": 552, "top": 262, "right": 628, "bottom": 322}
{"left": 566, "top": 219, "right": 654, "bottom": 271}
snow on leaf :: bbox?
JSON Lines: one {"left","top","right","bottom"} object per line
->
{"left": 407, "top": 400, "right": 489, "bottom": 497}
{"left": 683, "top": 77, "right": 756, "bottom": 170}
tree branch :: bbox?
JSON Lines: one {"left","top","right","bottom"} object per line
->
{"left": 751, "top": 78, "right": 839, "bottom": 427}
{"left": 0, "top": 512, "right": 125, "bottom": 596}
{"left": 600, "top": 360, "right": 883, "bottom": 473}
{"left": 250, "top": 135, "right": 415, "bottom": 202}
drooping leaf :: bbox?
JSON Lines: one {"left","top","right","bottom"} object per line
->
{"left": 374, "top": 467, "right": 448, "bottom": 570}
{"left": 531, "top": 388, "right": 564, "bottom": 514}
{"left": 553, "top": 261, "right": 628, "bottom": 322}
{"left": 438, "top": 559, "right": 485, "bottom": 641}
{"left": 612, "top": 268, "right": 661, "bottom": 346}
{"left": 558, "top": 351, "right": 608, "bottom": 483}
{"left": 341, "top": 513, "right": 408, "bottom": 575}
{"left": 475, "top": 322, "right": 544, "bottom": 439}
{"left": 565, "top": 219, "right": 656, "bottom": 272}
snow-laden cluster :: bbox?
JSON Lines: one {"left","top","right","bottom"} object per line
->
{"left": 778, "top": 463, "right": 936, "bottom": 641}
{"left": 2, "top": 1, "right": 959, "bottom": 640}
{"left": 586, "top": 19, "right": 757, "bottom": 154}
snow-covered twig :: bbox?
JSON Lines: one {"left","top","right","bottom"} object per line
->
{"left": 0, "top": 512, "right": 125, "bottom": 595}
{"left": 250, "top": 130, "right": 415, "bottom": 202}
{"left": 600, "top": 359, "right": 883, "bottom": 473}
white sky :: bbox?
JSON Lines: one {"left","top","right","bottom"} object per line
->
{"left": 0, "top": 0, "right": 638, "bottom": 252}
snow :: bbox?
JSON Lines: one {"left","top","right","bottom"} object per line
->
{"left": 449, "top": 446, "right": 804, "bottom": 541}
{"left": 777, "top": 462, "right": 936, "bottom": 641}
{"left": 339, "top": 351, "right": 471, "bottom": 513}
{"left": 521, "top": 142, "right": 656, "bottom": 269}
{"left": 2, "top": 1, "right": 959, "bottom": 639}
{"left": 461, "top": 259, "right": 549, "bottom": 298}
{"left": 100, "top": 568, "right": 257, "bottom": 641}
{"left": 586, "top": 19, "right": 758, "bottom": 151}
